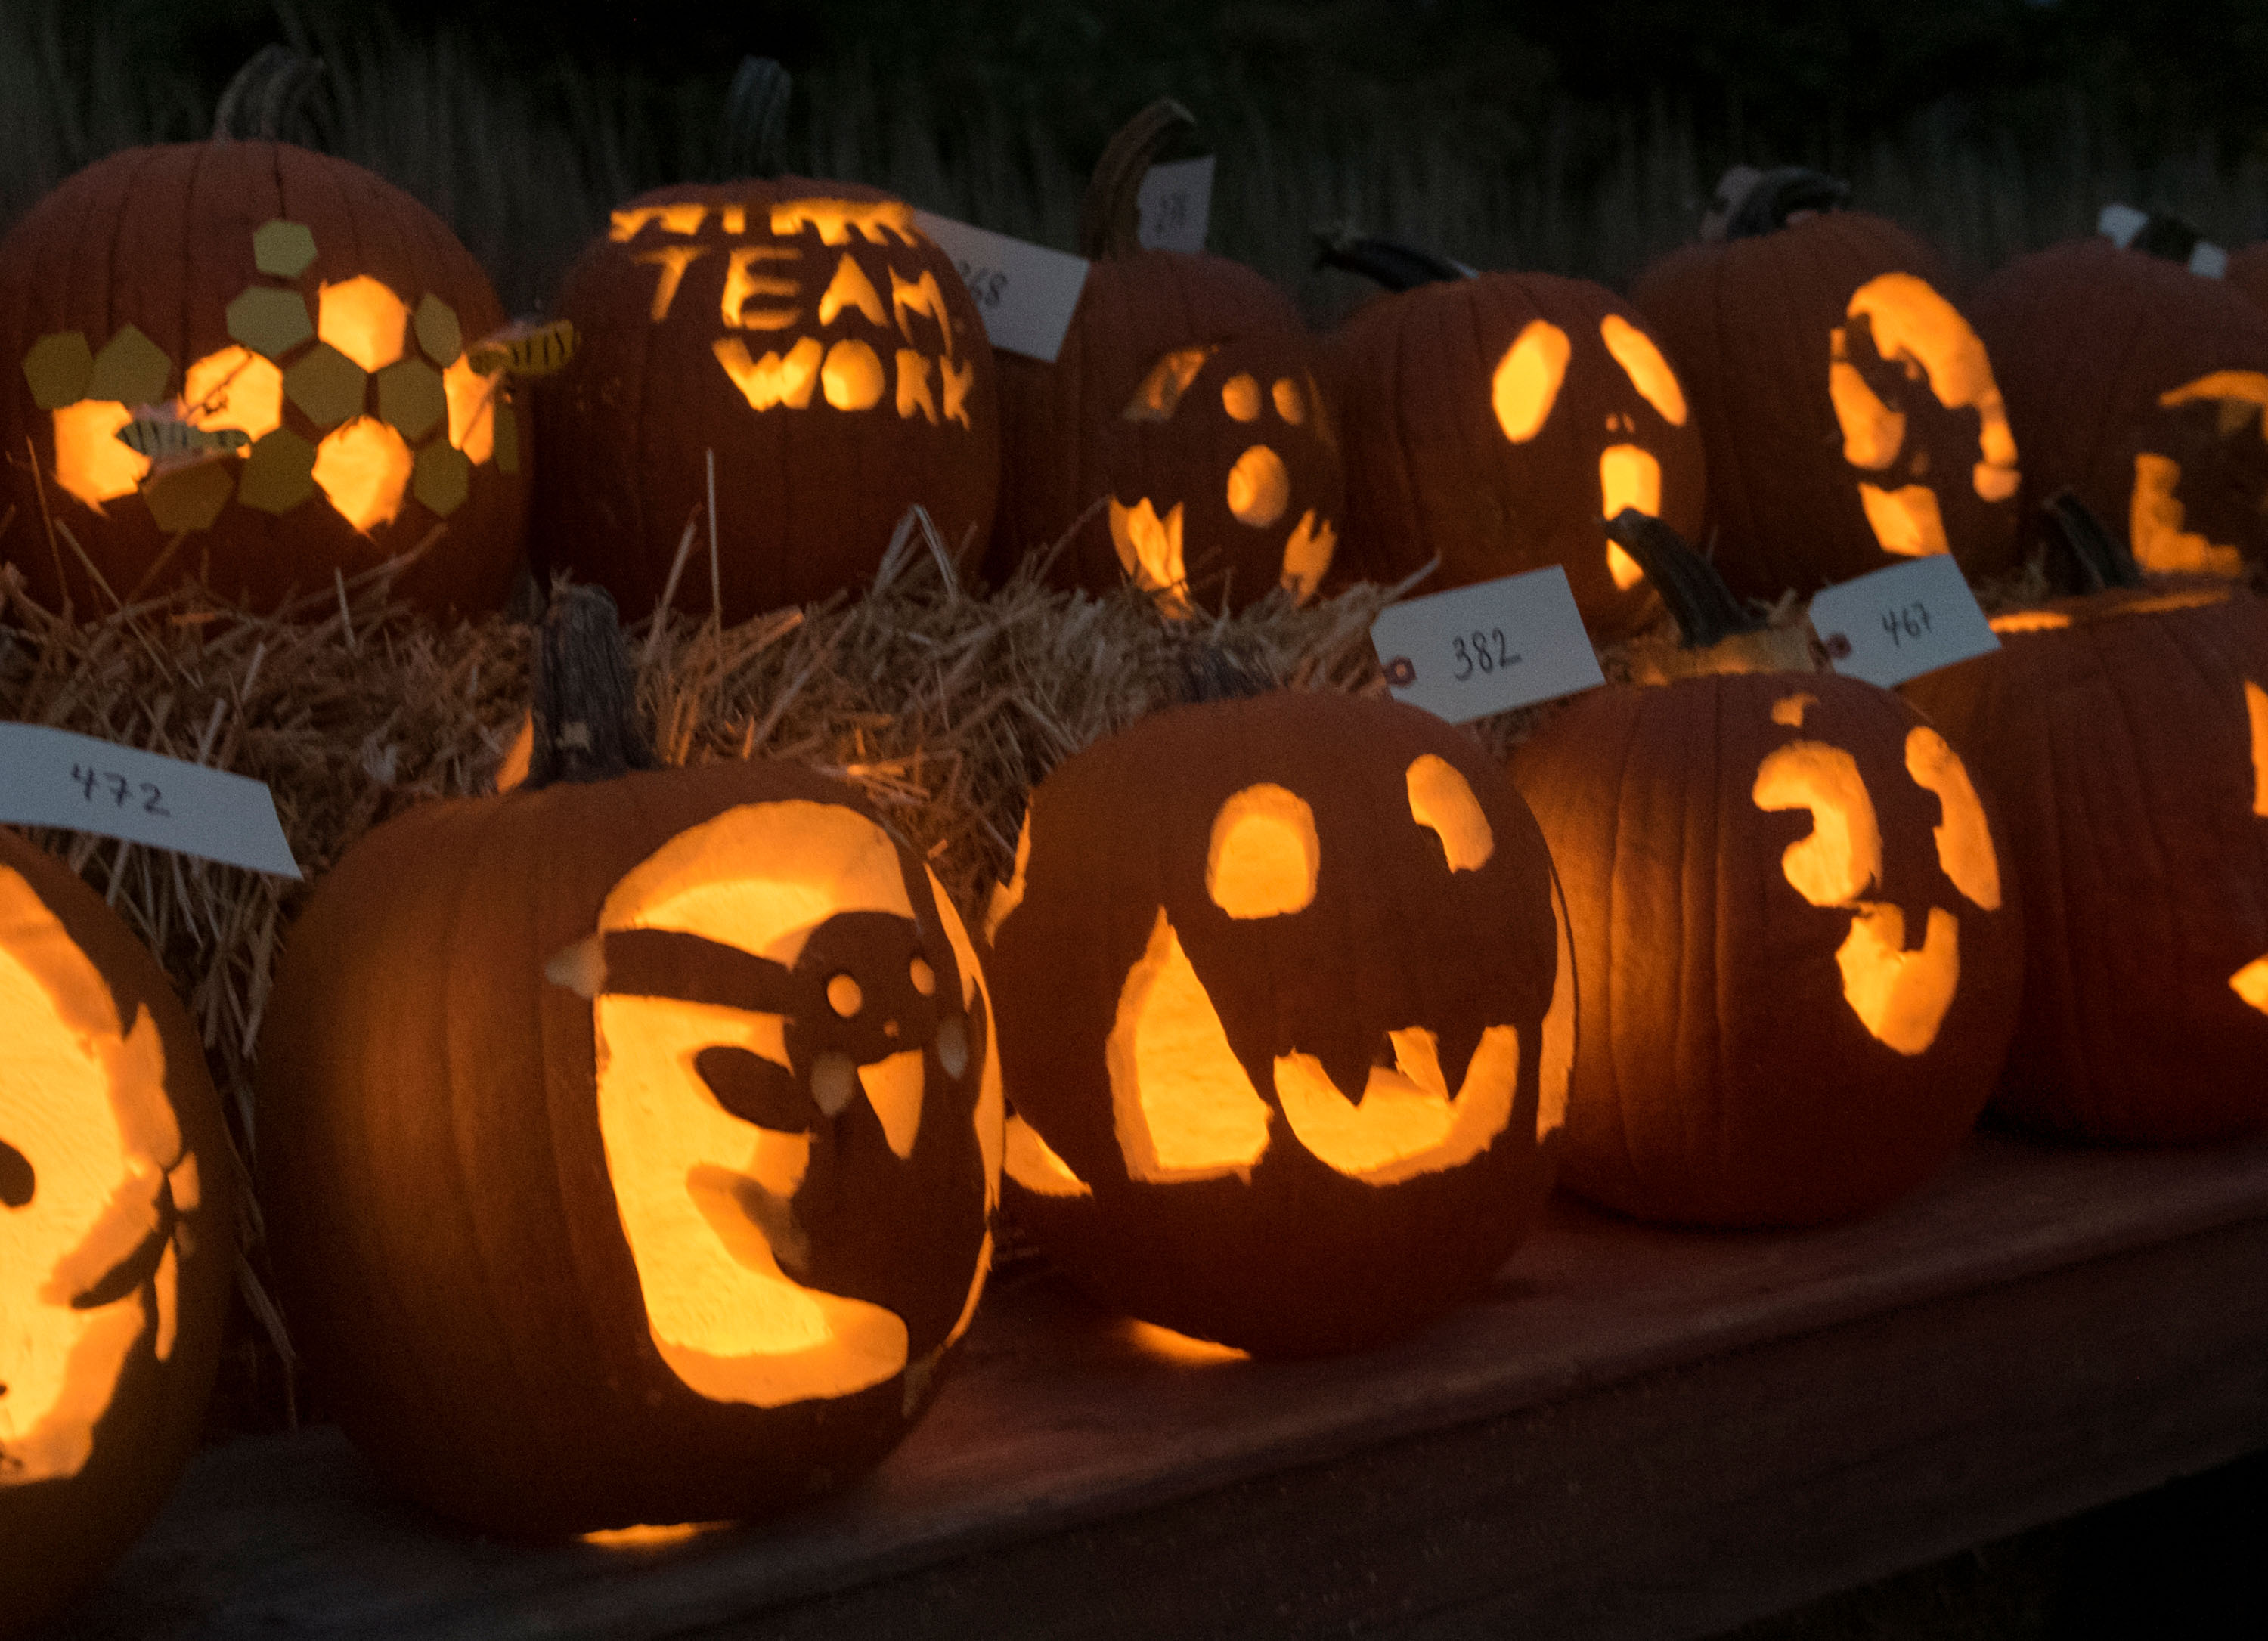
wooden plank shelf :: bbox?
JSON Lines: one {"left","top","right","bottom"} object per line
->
{"left": 43, "top": 1129, "right": 2268, "bottom": 1641}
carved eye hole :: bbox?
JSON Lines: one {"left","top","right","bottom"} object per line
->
{"left": 1222, "top": 373, "right": 1263, "bottom": 421}
{"left": 1207, "top": 783, "right": 1320, "bottom": 918}
{"left": 826, "top": 973, "right": 864, "bottom": 1017}
{"left": 1492, "top": 319, "right": 1570, "bottom": 443}
{"left": 1272, "top": 376, "right": 1306, "bottom": 424}
{"left": 1, "top": 1138, "right": 32, "bottom": 1209}
{"left": 1597, "top": 314, "right": 1687, "bottom": 426}
{"left": 1124, "top": 345, "right": 1218, "bottom": 422}
{"left": 908, "top": 956, "right": 937, "bottom": 997}
{"left": 1405, "top": 754, "right": 1494, "bottom": 871}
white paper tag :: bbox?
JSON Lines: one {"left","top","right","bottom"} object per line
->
{"left": 1371, "top": 567, "right": 1606, "bottom": 724}
{"left": 910, "top": 210, "right": 1090, "bottom": 363}
{"left": 1806, "top": 555, "right": 1999, "bottom": 689}
{"left": 1136, "top": 156, "right": 1214, "bottom": 254}
{"left": 0, "top": 723, "right": 302, "bottom": 878}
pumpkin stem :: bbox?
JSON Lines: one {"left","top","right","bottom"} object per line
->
{"left": 1311, "top": 227, "right": 1473, "bottom": 292}
{"left": 1079, "top": 98, "right": 1198, "bottom": 261}
{"left": 1706, "top": 166, "right": 1850, "bottom": 242}
{"left": 2039, "top": 489, "right": 2146, "bottom": 593}
{"left": 212, "top": 45, "right": 325, "bottom": 143}
{"left": 1606, "top": 509, "right": 1764, "bottom": 649}
{"left": 720, "top": 56, "right": 792, "bottom": 181}
{"left": 526, "top": 585, "right": 656, "bottom": 788}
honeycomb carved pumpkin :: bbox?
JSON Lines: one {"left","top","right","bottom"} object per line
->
{"left": 256, "top": 591, "right": 1002, "bottom": 1536}
{"left": 1323, "top": 235, "right": 1704, "bottom": 643}
{"left": 988, "top": 101, "right": 1343, "bottom": 615}
{"left": 985, "top": 688, "right": 1569, "bottom": 1357}
{"left": 1903, "top": 500, "right": 2268, "bottom": 1141}
{"left": 0, "top": 830, "right": 231, "bottom": 1638}
{"left": 0, "top": 135, "right": 525, "bottom": 615}
{"left": 1632, "top": 180, "right": 2022, "bottom": 602}
{"left": 1972, "top": 234, "right": 2268, "bottom": 580}
{"left": 1509, "top": 516, "right": 2023, "bottom": 1227}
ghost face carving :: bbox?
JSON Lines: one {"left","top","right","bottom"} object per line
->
{"left": 987, "top": 692, "right": 1565, "bottom": 1357}
{"left": 1907, "top": 584, "right": 2268, "bottom": 1141}
{"left": 1108, "top": 332, "right": 1343, "bottom": 613}
{"left": 574, "top": 800, "right": 995, "bottom": 1409}
{"left": 1511, "top": 673, "right": 2024, "bottom": 1227}
{"left": 1333, "top": 272, "right": 1706, "bottom": 642}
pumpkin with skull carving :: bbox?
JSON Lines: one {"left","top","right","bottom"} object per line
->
{"left": 984, "top": 689, "right": 1570, "bottom": 1358}
{"left": 1509, "top": 520, "right": 2023, "bottom": 1227}
{"left": 1632, "top": 203, "right": 2022, "bottom": 602}
{"left": 1971, "top": 236, "right": 2268, "bottom": 581}
{"left": 1326, "top": 256, "right": 1703, "bottom": 643}
{"left": 1, "top": 830, "right": 231, "bottom": 1639}
{"left": 257, "top": 612, "right": 1002, "bottom": 1534}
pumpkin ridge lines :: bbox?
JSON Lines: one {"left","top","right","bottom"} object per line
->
{"left": 1599, "top": 688, "right": 1650, "bottom": 1203}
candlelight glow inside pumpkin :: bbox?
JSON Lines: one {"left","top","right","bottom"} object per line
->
{"left": 579, "top": 800, "right": 997, "bottom": 1409}
{"left": 2128, "top": 370, "right": 2268, "bottom": 577}
{"left": 2238, "top": 680, "right": 2268, "bottom": 1014}
{"left": 0, "top": 868, "right": 200, "bottom": 1487}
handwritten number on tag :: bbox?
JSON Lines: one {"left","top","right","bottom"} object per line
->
{"left": 953, "top": 261, "right": 1008, "bottom": 312}
{"left": 1879, "top": 601, "right": 1932, "bottom": 648}
{"left": 1450, "top": 629, "right": 1518, "bottom": 681}
{"left": 71, "top": 763, "right": 170, "bottom": 817}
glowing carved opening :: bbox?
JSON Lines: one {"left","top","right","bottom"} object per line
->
{"left": 1836, "top": 904, "right": 1960, "bottom": 1055}
{"left": 1492, "top": 320, "right": 1570, "bottom": 443}
{"left": 1274, "top": 1024, "right": 1521, "bottom": 1184}
{"left": 2158, "top": 370, "right": 2268, "bottom": 413}
{"left": 2250, "top": 681, "right": 2268, "bottom": 818}
{"left": 1003, "top": 1113, "right": 1091, "bottom": 1197}
{"left": 1108, "top": 497, "right": 1190, "bottom": 615}
{"left": 983, "top": 811, "right": 1032, "bottom": 944}
{"left": 442, "top": 355, "right": 499, "bottom": 463}
{"left": 1272, "top": 377, "right": 1306, "bottom": 423}
{"left": 818, "top": 254, "right": 887, "bottom": 327}
{"left": 1772, "top": 692, "right": 1817, "bottom": 727}
{"left": 1598, "top": 314, "right": 1687, "bottom": 424}
{"left": 770, "top": 198, "right": 918, "bottom": 246}
{"left": 821, "top": 339, "right": 885, "bottom": 410}
{"left": 1123, "top": 347, "right": 1214, "bottom": 422}
{"left": 2232, "top": 957, "right": 2268, "bottom": 1014}
{"left": 1600, "top": 444, "right": 1662, "bottom": 590}
{"left": 1752, "top": 742, "right": 1882, "bottom": 906}
{"left": 714, "top": 336, "right": 823, "bottom": 411}
{"left": 51, "top": 401, "right": 146, "bottom": 507}
{"left": 1207, "top": 785, "right": 1320, "bottom": 918}
{"left": 1280, "top": 510, "right": 1337, "bottom": 604}
{"left": 1222, "top": 373, "right": 1262, "bottom": 422}
{"left": 1225, "top": 444, "right": 1290, "bottom": 528}
{"left": 591, "top": 802, "right": 940, "bottom": 1407}
{"left": 1538, "top": 874, "right": 1574, "bottom": 1140}
{"left": 1106, "top": 909, "right": 1272, "bottom": 1182}
{"left": 1406, "top": 754, "right": 1494, "bottom": 872}
{"left": 1845, "top": 272, "right": 2019, "bottom": 501}
{"left": 721, "top": 246, "right": 801, "bottom": 330}
{"left": 1905, "top": 726, "right": 2001, "bottom": 909}
{"left": 184, "top": 347, "right": 284, "bottom": 444}
{"left": 1858, "top": 482, "right": 1950, "bottom": 558}
{"left": 311, "top": 417, "right": 413, "bottom": 534}
{"left": 1121, "top": 1321, "right": 1249, "bottom": 1364}
{"left": 635, "top": 246, "right": 706, "bottom": 320}
{"left": 1989, "top": 611, "right": 2071, "bottom": 634}
{"left": 1829, "top": 339, "right": 1905, "bottom": 470}
{"left": 2130, "top": 453, "right": 2244, "bottom": 577}
{"left": 315, "top": 277, "right": 409, "bottom": 373}
{"left": 0, "top": 866, "right": 190, "bottom": 1487}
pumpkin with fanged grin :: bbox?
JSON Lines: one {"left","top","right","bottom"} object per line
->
{"left": 985, "top": 687, "right": 1570, "bottom": 1358}
{"left": 1, "top": 831, "right": 231, "bottom": 1639}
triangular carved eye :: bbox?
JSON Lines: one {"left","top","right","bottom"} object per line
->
{"left": 1123, "top": 345, "right": 1219, "bottom": 422}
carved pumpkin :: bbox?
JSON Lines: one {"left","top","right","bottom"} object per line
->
{"left": 1321, "top": 234, "right": 1703, "bottom": 642}
{"left": 534, "top": 75, "right": 998, "bottom": 620}
{"left": 1631, "top": 177, "right": 2022, "bottom": 602}
{"left": 1508, "top": 516, "right": 2023, "bottom": 1227}
{"left": 988, "top": 101, "right": 1343, "bottom": 614}
{"left": 1902, "top": 499, "right": 2268, "bottom": 1142}
{"left": 985, "top": 687, "right": 1569, "bottom": 1357}
{"left": 0, "top": 830, "right": 231, "bottom": 1637}
{"left": 0, "top": 66, "right": 525, "bottom": 615}
{"left": 1972, "top": 234, "right": 2268, "bottom": 579}
{"left": 256, "top": 591, "right": 1001, "bottom": 1535}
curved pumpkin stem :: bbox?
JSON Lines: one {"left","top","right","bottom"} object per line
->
{"left": 2040, "top": 489, "right": 2145, "bottom": 593}
{"left": 1311, "top": 228, "right": 1473, "bottom": 292}
{"left": 720, "top": 56, "right": 792, "bottom": 181}
{"left": 212, "top": 45, "right": 325, "bottom": 144}
{"left": 1606, "top": 510, "right": 1762, "bottom": 649}
{"left": 1709, "top": 166, "right": 1850, "bottom": 242}
{"left": 1079, "top": 98, "right": 1198, "bottom": 261}
{"left": 527, "top": 585, "right": 657, "bottom": 788}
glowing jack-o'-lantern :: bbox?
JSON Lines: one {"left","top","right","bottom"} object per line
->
{"left": 990, "top": 101, "right": 1344, "bottom": 614}
{"left": 0, "top": 830, "right": 230, "bottom": 1637}
{"left": 986, "top": 689, "right": 1567, "bottom": 1357}
{"left": 0, "top": 141, "right": 525, "bottom": 614}
{"left": 1632, "top": 184, "right": 2022, "bottom": 603}
{"left": 1904, "top": 497, "right": 2268, "bottom": 1141}
{"left": 1321, "top": 235, "right": 1704, "bottom": 642}
{"left": 257, "top": 590, "right": 1000, "bottom": 1536}
{"left": 537, "top": 159, "right": 999, "bottom": 618}
{"left": 1510, "top": 516, "right": 2022, "bottom": 1227}
{"left": 1972, "top": 234, "right": 2268, "bottom": 580}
